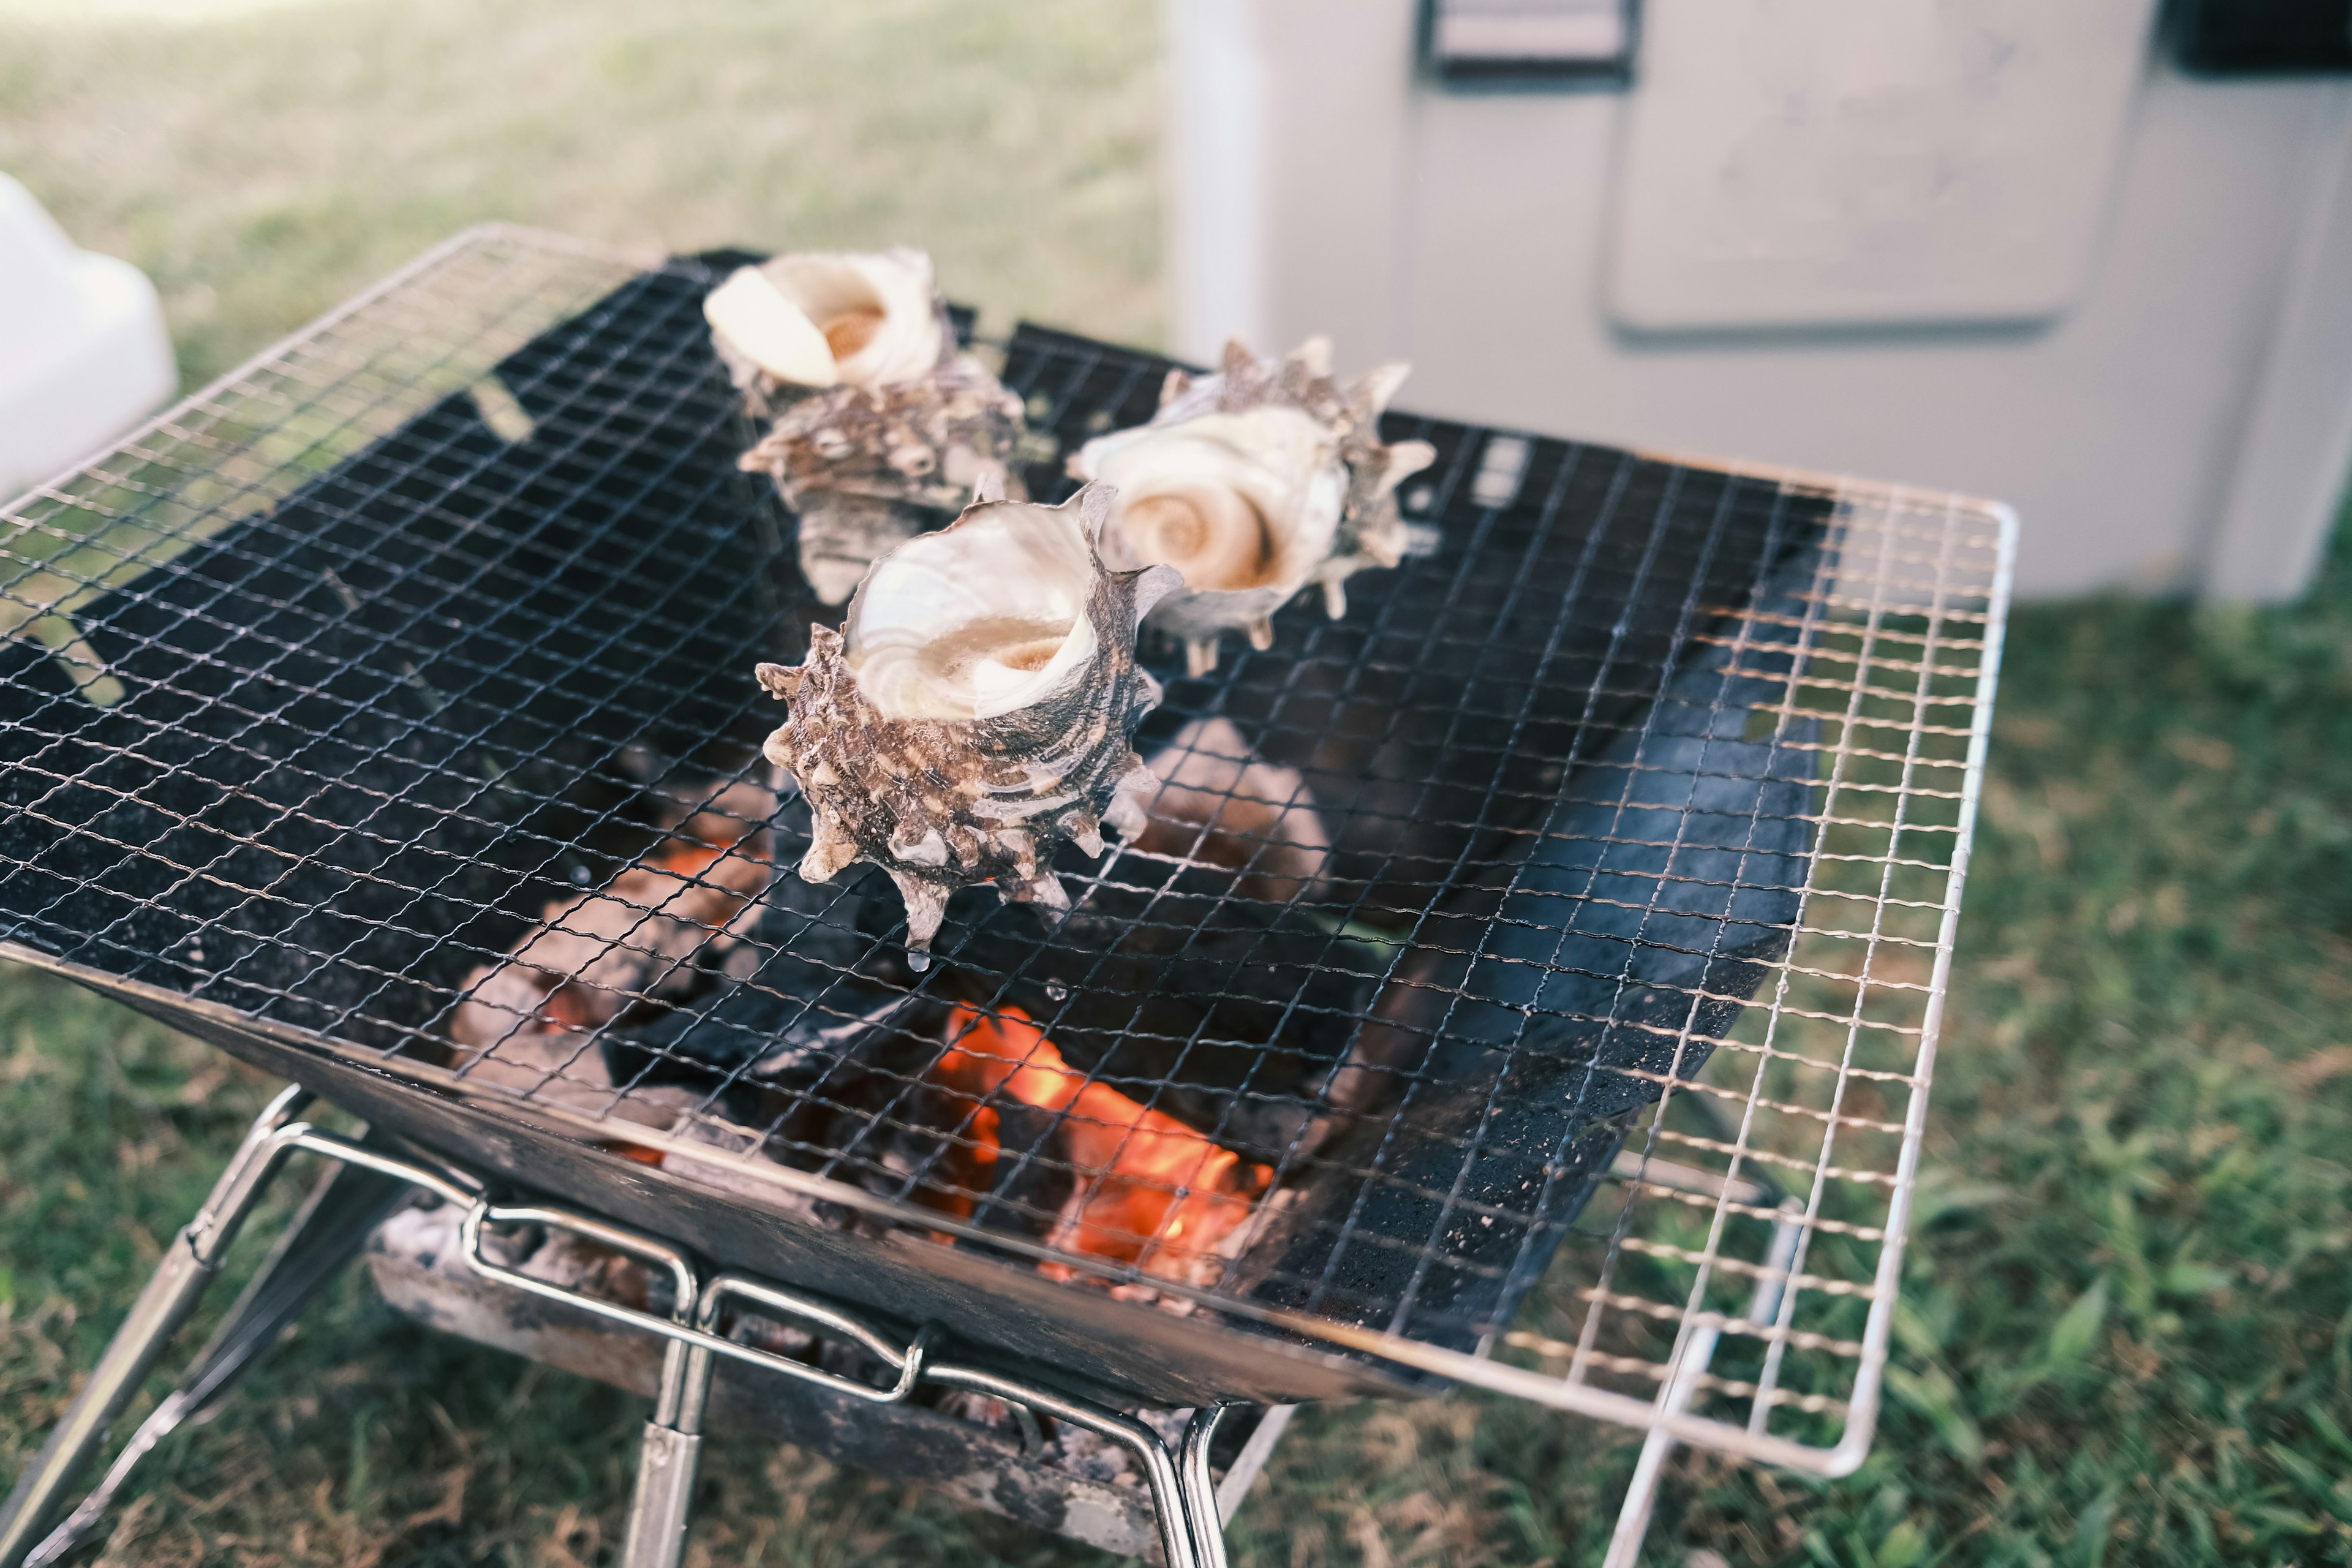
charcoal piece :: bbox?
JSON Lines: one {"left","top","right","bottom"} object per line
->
{"left": 968, "top": 1098, "right": 1077, "bottom": 1238}
{"left": 924, "top": 879, "right": 1383, "bottom": 1165}
{"left": 598, "top": 865, "right": 946, "bottom": 1137}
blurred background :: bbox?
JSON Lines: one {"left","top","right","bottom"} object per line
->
{"left": 3, "top": 1, "right": 2350, "bottom": 1563}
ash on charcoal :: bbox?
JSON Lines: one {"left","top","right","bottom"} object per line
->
{"left": 448, "top": 777, "right": 777, "bottom": 1114}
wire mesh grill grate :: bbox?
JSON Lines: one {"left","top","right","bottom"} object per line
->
{"left": 0, "top": 228, "right": 2010, "bottom": 1468}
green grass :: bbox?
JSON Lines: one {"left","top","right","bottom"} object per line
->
{"left": 0, "top": 0, "right": 1162, "bottom": 392}
{"left": 5, "top": 4, "right": 2352, "bottom": 1562}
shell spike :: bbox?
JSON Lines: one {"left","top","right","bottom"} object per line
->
{"left": 755, "top": 662, "right": 803, "bottom": 701}
{"left": 1012, "top": 873, "right": 1072, "bottom": 912}
{"left": 1322, "top": 578, "right": 1348, "bottom": 620}
{"left": 1128, "top": 562, "right": 1186, "bottom": 620}
{"left": 1102, "top": 777, "right": 1152, "bottom": 840}
{"left": 887, "top": 870, "right": 952, "bottom": 959}
{"left": 1353, "top": 361, "right": 1412, "bottom": 417}
{"left": 801, "top": 819, "right": 859, "bottom": 883}
{"left": 1071, "top": 480, "right": 1117, "bottom": 548}
{"left": 1292, "top": 336, "right": 1334, "bottom": 377}
{"left": 1385, "top": 439, "right": 1438, "bottom": 492}
{"left": 1185, "top": 637, "right": 1220, "bottom": 679}
{"left": 971, "top": 468, "right": 1008, "bottom": 505}
{"left": 1246, "top": 616, "right": 1275, "bottom": 651}
{"left": 1067, "top": 810, "right": 1106, "bottom": 858}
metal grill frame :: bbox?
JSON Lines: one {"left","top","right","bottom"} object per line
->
{"left": 0, "top": 225, "right": 2015, "bottom": 1475}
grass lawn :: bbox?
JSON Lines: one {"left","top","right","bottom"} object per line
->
{"left": 4, "top": 4, "right": 2351, "bottom": 1564}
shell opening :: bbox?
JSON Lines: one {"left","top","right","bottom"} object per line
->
{"left": 845, "top": 502, "right": 1102, "bottom": 722}
{"left": 704, "top": 267, "right": 837, "bottom": 388}
{"left": 1082, "top": 407, "right": 1343, "bottom": 598}
{"left": 767, "top": 252, "right": 941, "bottom": 388}
{"left": 709, "top": 251, "right": 943, "bottom": 390}
{"left": 1122, "top": 489, "right": 1276, "bottom": 592}
{"left": 823, "top": 306, "right": 884, "bottom": 362}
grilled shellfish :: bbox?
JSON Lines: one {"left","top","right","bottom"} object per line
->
{"left": 706, "top": 246, "right": 949, "bottom": 406}
{"left": 1071, "top": 337, "right": 1436, "bottom": 676}
{"left": 755, "top": 482, "right": 1180, "bottom": 963}
{"left": 710, "top": 249, "right": 1027, "bottom": 606}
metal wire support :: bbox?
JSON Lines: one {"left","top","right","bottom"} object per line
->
{"left": 0, "top": 1091, "right": 1239, "bottom": 1568}
{"left": 1600, "top": 1179, "right": 1810, "bottom": 1568}
{"left": 1181, "top": 1403, "right": 1240, "bottom": 1568}
{"left": 12, "top": 1142, "right": 415, "bottom": 1568}
{"left": 0, "top": 1085, "right": 313, "bottom": 1567}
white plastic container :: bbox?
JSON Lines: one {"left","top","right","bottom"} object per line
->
{"left": 0, "top": 173, "right": 177, "bottom": 503}
{"left": 1166, "top": 0, "right": 2352, "bottom": 601}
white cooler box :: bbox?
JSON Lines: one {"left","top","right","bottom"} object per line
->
{"left": 1, "top": 173, "right": 176, "bottom": 504}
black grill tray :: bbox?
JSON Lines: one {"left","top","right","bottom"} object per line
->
{"left": 0, "top": 256, "right": 1827, "bottom": 1404}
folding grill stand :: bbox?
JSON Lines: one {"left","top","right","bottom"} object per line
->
{"left": 0, "top": 1086, "right": 1278, "bottom": 1568}
{"left": 4, "top": 1083, "right": 1807, "bottom": 1568}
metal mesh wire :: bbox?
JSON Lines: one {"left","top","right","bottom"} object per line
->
{"left": 0, "top": 227, "right": 2010, "bottom": 1469}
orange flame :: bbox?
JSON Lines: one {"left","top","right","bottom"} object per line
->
{"left": 930, "top": 1004, "right": 1273, "bottom": 1283}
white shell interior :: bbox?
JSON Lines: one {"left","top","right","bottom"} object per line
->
{"left": 846, "top": 502, "right": 1101, "bottom": 722}
{"left": 703, "top": 266, "right": 836, "bottom": 386}
{"left": 703, "top": 249, "right": 943, "bottom": 389}
{"left": 1080, "top": 405, "right": 1344, "bottom": 593}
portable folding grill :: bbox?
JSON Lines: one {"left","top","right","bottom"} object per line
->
{"left": 0, "top": 227, "right": 2013, "bottom": 1566}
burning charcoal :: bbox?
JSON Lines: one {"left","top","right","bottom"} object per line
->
{"left": 967, "top": 1098, "right": 1077, "bottom": 1237}
{"left": 927, "top": 884, "right": 1382, "bottom": 1165}
{"left": 922, "top": 1004, "right": 1274, "bottom": 1287}
{"left": 1132, "top": 716, "right": 1330, "bottom": 904}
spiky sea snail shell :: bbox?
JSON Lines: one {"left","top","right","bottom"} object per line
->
{"left": 710, "top": 249, "right": 1028, "bottom": 607}
{"left": 754, "top": 482, "right": 1181, "bottom": 967}
{"left": 1070, "top": 337, "right": 1438, "bottom": 677}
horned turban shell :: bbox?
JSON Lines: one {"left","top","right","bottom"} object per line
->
{"left": 755, "top": 481, "right": 1179, "bottom": 965}
{"left": 710, "top": 249, "right": 1028, "bottom": 607}
{"left": 1071, "top": 337, "right": 1437, "bottom": 676}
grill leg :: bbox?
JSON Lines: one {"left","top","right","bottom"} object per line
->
{"left": 619, "top": 1335, "right": 712, "bottom": 1568}
{"left": 1601, "top": 1202, "right": 1809, "bottom": 1568}
{"left": 1180, "top": 1403, "right": 1240, "bottom": 1568}
{"left": 0, "top": 1085, "right": 312, "bottom": 1568}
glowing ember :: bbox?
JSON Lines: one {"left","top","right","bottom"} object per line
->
{"left": 931, "top": 1004, "right": 1273, "bottom": 1285}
